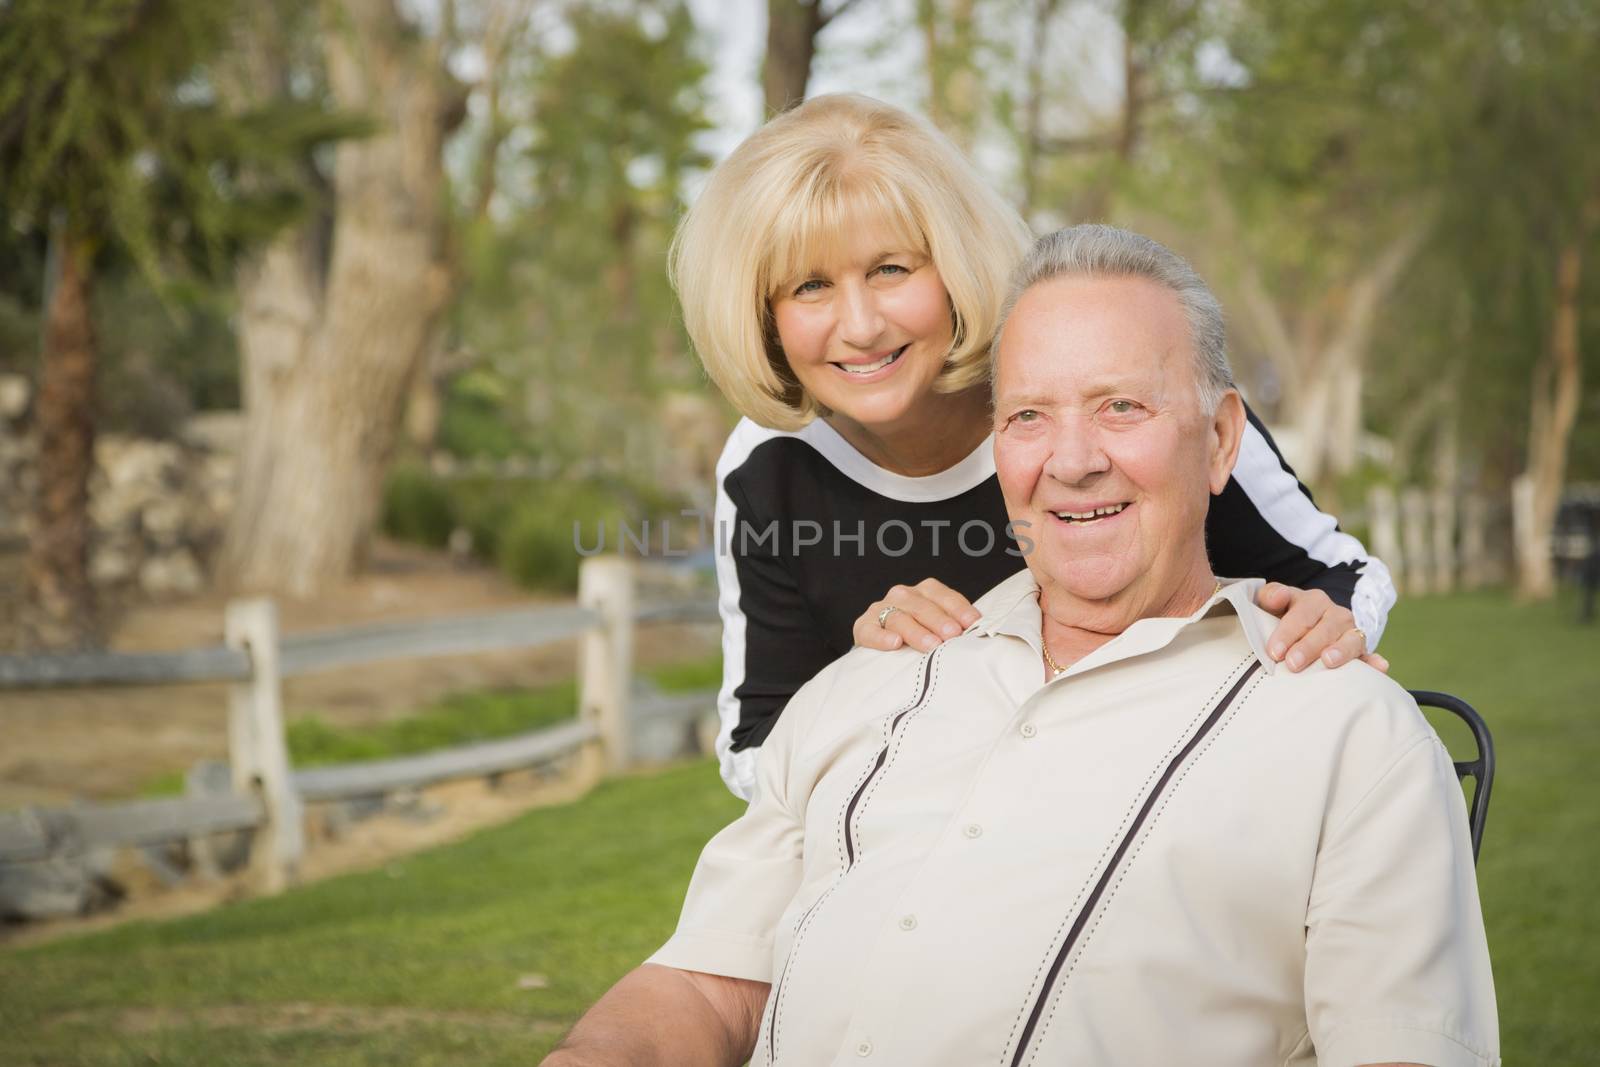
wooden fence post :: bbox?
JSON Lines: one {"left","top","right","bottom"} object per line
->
{"left": 1461, "top": 493, "right": 1489, "bottom": 590}
{"left": 578, "top": 557, "right": 636, "bottom": 775}
{"left": 1368, "top": 485, "right": 1404, "bottom": 591}
{"left": 1431, "top": 487, "right": 1458, "bottom": 594}
{"left": 225, "top": 599, "right": 303, "bottom": 893}
{"left": 1401, "top": 487, "right": 1433, "bottom": 596}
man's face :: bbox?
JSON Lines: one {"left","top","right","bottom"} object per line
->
{"left": 993, "top": 274, "right": 1240, "bottom": 619}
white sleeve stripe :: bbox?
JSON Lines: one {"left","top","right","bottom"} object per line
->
{"left": 711, "top": 419, "right": 787, "bottom": 802}
{"left": 1231, "top": 422, "right": 1398, "bottom": 652}
{"left": 714, "top": 472, "right": 758, "bottom": 801}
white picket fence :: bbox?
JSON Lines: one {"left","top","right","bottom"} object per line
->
{"left": 1366, "top": 486, "right": 1506, "bottom": 595}
{"left": 0, "top": 558, "right": 717, "bottom": 913}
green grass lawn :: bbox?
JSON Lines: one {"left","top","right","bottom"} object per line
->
{"left": 4, "top": 592, "right": 1596, "bottom": 1064}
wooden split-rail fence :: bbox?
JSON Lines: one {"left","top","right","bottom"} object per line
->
{"left": 0, "top": 558, "right": 718, "bottom": 913}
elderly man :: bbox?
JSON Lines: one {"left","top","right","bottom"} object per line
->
{"left": 544, "top": 226, "right": 1498, "bottom": 1067}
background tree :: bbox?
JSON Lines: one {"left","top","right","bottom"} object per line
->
{"left": 456, "top": 0, "right": 711, "bottom": 474}
{"left": 218, "top": 0, "right": 470, "bottom": 597}
{"left": 0, "top": 0, "right": 344, "bottom": 646}
{"left": 764, "top": 0, "right": 862, "bottom": 114}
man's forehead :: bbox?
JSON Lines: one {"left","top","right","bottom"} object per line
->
{"left": 995, "top": 276, "right": 1191, "bottom": 397}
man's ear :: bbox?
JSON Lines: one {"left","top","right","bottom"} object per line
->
{"left": 1208, "top": 390, "right": 1246, "bottom": 495}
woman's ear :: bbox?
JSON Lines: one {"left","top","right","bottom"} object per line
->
{"left": 1208, "top": 390, "right": 1246, "bottom": 495}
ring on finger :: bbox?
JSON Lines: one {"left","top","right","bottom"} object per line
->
{"left": 877, "top": 604, "right": 902, "bottom": 628}
{"left": 1344, "top": 625, "right": 1367, "bottom": 650}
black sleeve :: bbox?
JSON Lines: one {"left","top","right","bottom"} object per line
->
{"left": 1204, "top": 402, "right": 1395, "bottom": 641}
{"left": 713, "top": 470, "right": 836, "bottom": 797}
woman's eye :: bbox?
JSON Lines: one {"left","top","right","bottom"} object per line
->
{"left": 793, "top": 279, "right": 826, "bottom": 296}
{"left": 874, "top": 263, "right": 909, "bottom": 277}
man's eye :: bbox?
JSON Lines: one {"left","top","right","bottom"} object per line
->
{"left": 1009, "top": 409, "right": 1039, "bottom": 424}
{"left": 1106, "top": 399, "right": 1139, "bottom": 415}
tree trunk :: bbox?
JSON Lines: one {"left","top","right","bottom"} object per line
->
{"left": 764, "top": 0, "right": 825, "bottom": 114}
{"left": 1018, "top": 0, "right": 1061, "bottom": 218}
{"left": 918, "top": 0, "right": 978, "bottom": 150}
{"left": 220, "top": 0, "right": 456, "bottom": 597}
{"left": 1229, "top": 209, "right": 1431, "bottom": 487}
{"left": 25, "top": 228, "right": 99, "bottom": 647}
{"left": 1515, "top": 236, "right": 1586, "bottom": 598}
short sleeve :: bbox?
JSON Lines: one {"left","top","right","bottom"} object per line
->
{"left": 647, "top": 669, "right": 825, "bottom": 982}
{"left": 1304, "top": 733, "right": 1500, "bottom": 1067}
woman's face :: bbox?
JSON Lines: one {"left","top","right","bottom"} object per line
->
{"left": 769, "top": 218, "right": 956, "bottom": 435}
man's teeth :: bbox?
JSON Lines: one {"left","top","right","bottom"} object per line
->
{"left": 1053, "top": 503, "right": 1128, "bottom": 522}
{"left": 839, "top": 348, "right": 903, "bottom": 375}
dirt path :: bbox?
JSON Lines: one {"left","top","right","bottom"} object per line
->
{"left": 0, "top": 541, "right": 719, "bottom": 809}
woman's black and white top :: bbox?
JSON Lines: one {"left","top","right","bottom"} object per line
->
{"left": 711, "top": 406, "right": 1396, "bottom": 800}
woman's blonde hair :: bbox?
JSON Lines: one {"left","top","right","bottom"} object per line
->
{"left": 671, "top": 93, "right": 1031, "bottom": 431}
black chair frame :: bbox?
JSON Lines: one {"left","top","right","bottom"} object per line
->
{"left": 1408, "top": 690, "right": 1494, "bottom": 863}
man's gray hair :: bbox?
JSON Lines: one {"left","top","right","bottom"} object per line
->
{"left": 994, "top": 224, "right": 1235, "bottom": 413}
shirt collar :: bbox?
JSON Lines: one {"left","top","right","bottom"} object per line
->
{"left": 971, "top": 571, "right": 1276, "bottom": 679}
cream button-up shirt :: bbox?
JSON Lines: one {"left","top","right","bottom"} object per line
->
{"left": 650, "top": 573, "right": 1499, "bottom": 1067}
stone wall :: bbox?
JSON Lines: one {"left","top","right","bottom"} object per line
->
{"left": 0, "top": 373, "right": 237, "bottom": 601}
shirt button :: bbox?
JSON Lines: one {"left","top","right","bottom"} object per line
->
{"left": 963, "top": 823, "right": 983, "bottom": 838}
{"left": 857, "top": 1040, "right": 874, "bottom": 1057}
{"left": 1020, "top": 722, "right": 1038, "bottom": 738}
{"left": 899, "top": 914, "right": 917, "bottom": 931}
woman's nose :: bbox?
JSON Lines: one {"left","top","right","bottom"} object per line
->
{"left": 837, "top": 283, "right": 886, "bottom": 347}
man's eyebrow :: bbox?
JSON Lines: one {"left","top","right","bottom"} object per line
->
{"left": 993, "top": 390, "right": 1055, "bottom": 409}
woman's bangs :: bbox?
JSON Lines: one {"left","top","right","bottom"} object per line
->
{"left": 762, "top": 169, "right": 927, "bottom": 299}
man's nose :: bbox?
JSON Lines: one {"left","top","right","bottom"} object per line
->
{"left": 1042, "top": 418, "right": 1111, "bottom": 485}
{"left": 837, "top": 282, "right": 886, "bottom": 347}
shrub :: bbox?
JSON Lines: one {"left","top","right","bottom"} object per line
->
{"left": 381, "top": 463, "right": 457, "bottom": 547}
{"left": 498, "top": 482, "right": 628, "bottom": 593}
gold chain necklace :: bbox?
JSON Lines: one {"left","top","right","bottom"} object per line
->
{"left": 1042, "top": 578, "right": 1224, "bottom": 677}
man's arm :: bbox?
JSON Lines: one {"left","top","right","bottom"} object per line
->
{"left": 543, "top": 963, "right": 769, "bottom": 1067}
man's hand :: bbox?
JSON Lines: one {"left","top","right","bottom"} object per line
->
{"left": 542, "top": 963, "right": 769, "bottom": 1067}
{"left": 1255, "top": 583, "right": 1389, "bottom": 673}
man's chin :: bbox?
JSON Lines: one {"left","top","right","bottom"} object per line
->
{"left": 1034, "top": 566, "right": 1138, "bottom": 606}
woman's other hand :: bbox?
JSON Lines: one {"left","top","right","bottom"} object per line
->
{"left": 1255, "top": 582, "right": 1390, "bottom": 673}
{"left": 854, "top": 578, "right": 981, "bottom": 653}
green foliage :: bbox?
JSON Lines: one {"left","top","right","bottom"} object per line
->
{"left": 498, "top": 483, "right": 630, "bottom": 594}
{"left": 6, "top": 591, "right": 1596, "bottom": 1063}
{"left": 90, "top": 266, "right": 241, "bottom": 432}
{"left": 377, "top": 465, "right": 690, "bottom": 594}
{"left": 381, "top": 464, "right": 457, "bottom": 549}
{"left": 0, "top": 0, "right": 360, "bottom": 279}
{"left": 455, "top": 0, "right": 712, "bottom": 472}
{"left": 437, "top": 372, "right": 529, "bottom": 460}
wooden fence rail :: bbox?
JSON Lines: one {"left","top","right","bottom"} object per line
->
{"left": 0, "top": 558, "right": 718, "bottom": 914}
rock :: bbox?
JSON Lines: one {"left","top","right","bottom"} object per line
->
{"left": 138, "top": 549, "right": 205, "bottom": 597}
{"left": 181, "top": 411, "right": 243, "bottom": 454}
{"left": 0, "top": 374, "right": 29, "bottom": 421}
{"left": 89, "top": 542, "right": 138, "bottom": 585}
{"left": 448, "top": 526, "right": 474, "bottom": 564}
{"left": 140, "top": 498, "right": 187, "bottom": 544}
{"left": 0, "top": 858, "right": 95, "bottom": 920}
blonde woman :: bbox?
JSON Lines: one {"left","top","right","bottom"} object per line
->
{"left": 675, "top": 94, "right": 1395, "bottom": 800}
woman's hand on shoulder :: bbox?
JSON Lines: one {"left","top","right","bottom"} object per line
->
{"left": 854, "top": 578, "right": 981, "bottom": 653}
{"left": 1255, "top": 582, "right": 1389, "bottom": 673}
